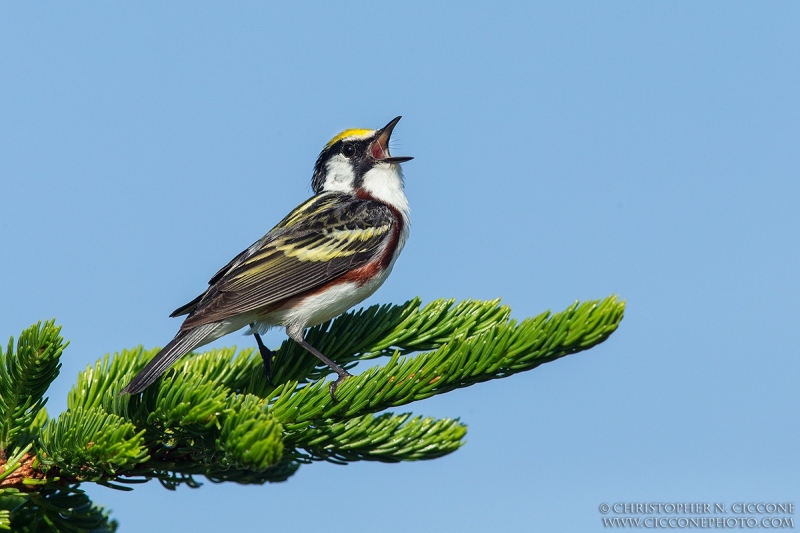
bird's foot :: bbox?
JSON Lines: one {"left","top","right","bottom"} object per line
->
{"left": 253, "top": 332, "right": 274, "bottom": 386}
{"left": 287, "top": 330, "right": 351, "bottom": 401}
{"left": 328, "top": 371, "right": 352, "bottom": 402}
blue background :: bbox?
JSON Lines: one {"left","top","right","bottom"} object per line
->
{"left": 2, "top": 2, "right": 798, "bottom": 531}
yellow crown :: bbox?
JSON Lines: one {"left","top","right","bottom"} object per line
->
{"left": 325, "top": 128, "right": 373, "bottom": 149}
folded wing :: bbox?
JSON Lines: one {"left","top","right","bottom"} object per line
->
{"left": 178, "top": 192, "right": 395, "bottom": 330}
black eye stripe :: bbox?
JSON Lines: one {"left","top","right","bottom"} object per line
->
{"left": 336, "top": 139, "right": 370, "bottom": 155}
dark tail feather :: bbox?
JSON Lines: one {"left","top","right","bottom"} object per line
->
{"left": 120, "top": 323, "right": 220, "bottom": 395}
{"left": 170, "top": 294, "right": 203, "bottom": 317}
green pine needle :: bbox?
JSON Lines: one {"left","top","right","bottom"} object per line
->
{"left": 0, "top": 320, "right": 65, "bottom": 454}
{"left": 216, "top": 394, "right": 283, "bottom": 470}
{"left": 144, "top": 372, "right": 230, "bottom": 432}
{"left": 68, "top": 347, "right": 159, "bottom": 413}
{"left": 1, "top": 487, "right": 117, "bottom": 532}
{"left": 38, "top": 407, "right": 148, "bottom": 481}
{"left": 286, "top": 412, "right": 467, "bottom": 463}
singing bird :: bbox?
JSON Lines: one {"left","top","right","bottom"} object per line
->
{"left": 121, "top": 117, "right": 413, "bottom": 399}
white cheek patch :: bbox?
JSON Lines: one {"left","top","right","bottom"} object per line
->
{"left": 323, "top": 156, "right": 356, "bottom": 192}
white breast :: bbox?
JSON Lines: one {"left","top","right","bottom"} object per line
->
{"left": 259, "top": 266, "right": 395, "bottom": 339}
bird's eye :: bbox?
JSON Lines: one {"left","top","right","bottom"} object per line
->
{"left": 341, "top": 143, "right": 355, "bottom": 158}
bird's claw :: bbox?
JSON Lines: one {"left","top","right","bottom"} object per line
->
{"left": 253, "top": 332, "right": 274, "bottom": 386}
{"left": 328, "top": 372, "right": 352, "bottom": 402}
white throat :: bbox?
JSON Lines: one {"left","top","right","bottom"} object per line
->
{"left": 360, "top": 163, "right": 410, "bottom": 220}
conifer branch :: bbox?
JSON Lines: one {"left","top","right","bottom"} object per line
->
{"left": 0, "top": 321, "right": 65, "bottom": 454}
{"left": 285, "top": 413, "right": 467, "bottom": 463}
{"left": 215, "top": 394, "right": 282, "bottom": 470}
{"left": 0, "top": 295, "right": 625, "bottom": 531}
{"left": 268, "top": 296, "right": 624, "bottom": 425}
{"left": 240, "top": 298, "right": 514, "bottom": 396}
{"left": 0, "top": 487, "right": 117, "bottom": 532}
{"left": 37, "top": 407, "right": 148, "bottom": 481}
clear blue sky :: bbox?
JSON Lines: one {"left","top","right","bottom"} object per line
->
{"left": 2, "top": 2, "right": 798, "bottom": 531}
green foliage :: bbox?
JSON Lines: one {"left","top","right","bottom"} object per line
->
{"left": 38, "top": 407, "right": 148, "bottom": 481}
{"left": 62, "top": 349, "right": 288, "bottom": 490}
{"left": 0, "top": 320, "right": 65, "bottom": 453}
{"left": 0, "top": 295, "right": 625, "bottom": 532}
{"left": 145, "top": 372, "right": 230, "bottom": 431}
{"left": 0, "top": 487, "right": 117, "bottom": 532}
{"left": 244, "top": 297, "right": 514, "bottom": 393}
{"left": 286, "top": 413, "right": 467, "bottom": 463}
{"left": 67, "top": 347, "right": 157, "bottom": 413}
{"left": 216, "top": 394, "right": 282, "bottom": 470}
{"left": 267, "top": 297, "right": 624, "bottom": 425}
{"left": 12, "top": 408, "right": 48, "bottom": 455}
{"left": 0, "top": 488, "right": 29, "bottom": 531}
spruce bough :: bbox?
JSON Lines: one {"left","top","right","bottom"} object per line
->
{"left": 0, "top": 295, "right": 624, "bottom": 531}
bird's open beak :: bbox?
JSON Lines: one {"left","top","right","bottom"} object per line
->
{"left": 371, "top": 116, "right": 413, "bottom": 163}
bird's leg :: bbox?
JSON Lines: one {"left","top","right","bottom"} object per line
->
{"left": 287, "top": 329, "right": 351, "bottom": 401}
{"left": 252, "top": 329, "right": 273, "bottom": 386}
